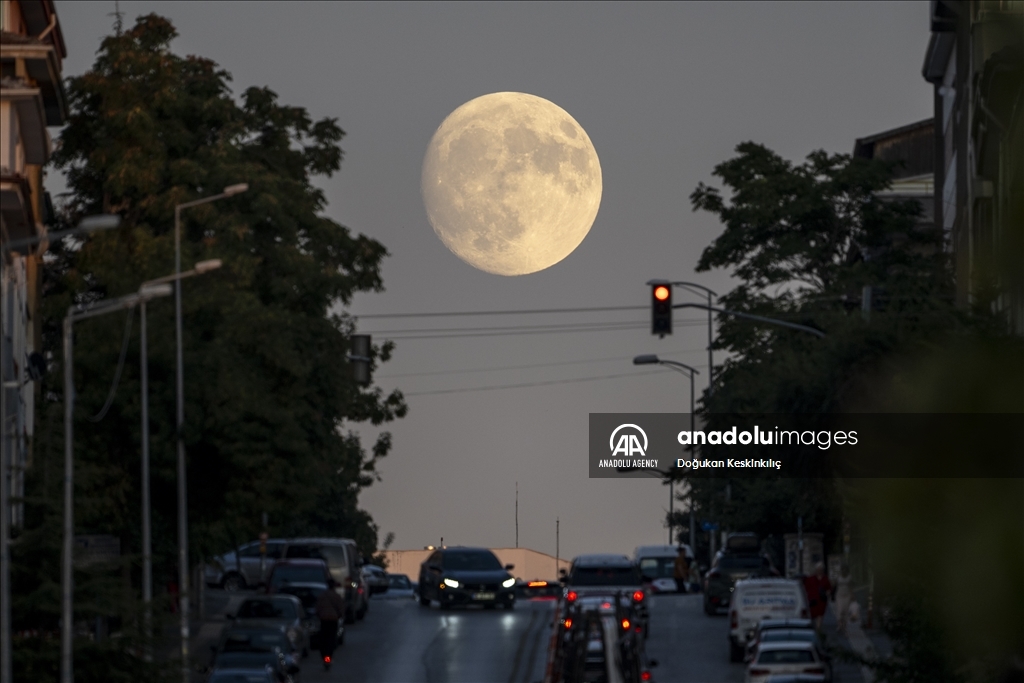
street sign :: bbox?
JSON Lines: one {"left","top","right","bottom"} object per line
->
{"left": 701, "top": 521, "right": 719, "bottom": 532}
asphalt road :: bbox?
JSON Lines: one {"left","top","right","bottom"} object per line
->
{"left": 295, "top": 592, "right": 744, "bottom": 683}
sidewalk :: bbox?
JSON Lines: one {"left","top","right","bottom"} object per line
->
{"left": 821, "top": 597, "right": 892, "bottom": 683}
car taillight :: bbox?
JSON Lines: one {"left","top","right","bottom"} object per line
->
{"left": 632, "top": 590, "right": 644, "bottom": 602}
{"left": 641, "top": 672, "right": 652, "bottom": 682}
{"left": 324, "top": 655, "right": 331, "bottom": 663}
{"left": 730, "top": 610, "right": 737, "bottom": 628}
{"left": 566, "top": 591, "right": 578, "bottom": 603}
{"left": 562, "top": 617, "right": 573, "bottom": 629}
{"left": 620, "top": 618, "right": 631, "bottom": 631}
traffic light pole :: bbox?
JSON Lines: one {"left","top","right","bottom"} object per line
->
{"left": 671, "top": 303, "right": 825, "bottom": 338}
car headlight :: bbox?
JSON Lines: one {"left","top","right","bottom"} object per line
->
{"left": 443, "top": 578, "right": 460, "bottom": 588}
{"left": 502, "top": 578, "right": 515, "bottom": 589}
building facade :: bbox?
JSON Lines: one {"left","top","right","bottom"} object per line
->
{"left": 923, "top": 0, "right": 1024, "bottom": 334}
{"left": 0, "top": 0, "right": 66, "bottom": 526}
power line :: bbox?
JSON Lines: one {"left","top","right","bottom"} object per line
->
{"left": 403, "top": 370, "right": 663, "bottom": 397}
{"left": 355, "top": 305, "right": 646, "bottom": 319}
{"left": 376, "top": 346, "right": 706, "bottom": 380}
{"left": 369, "top": 318, "right": 707, "bottom": 341}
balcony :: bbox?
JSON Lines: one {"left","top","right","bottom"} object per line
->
{"left": 1, "top": 77, "right": 49, "bottom": 165}
{"left": 0, "top": 31, "right": 66, "bottom": 126}
{"left": 0, "top": 172, "right": 36, "bottom": 251}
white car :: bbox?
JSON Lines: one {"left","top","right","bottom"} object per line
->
{"left": 728, "top": 578, "right": 808, "bottom": 662}
{"left": 746, "top": 641, "right": 829, "bottom": 683}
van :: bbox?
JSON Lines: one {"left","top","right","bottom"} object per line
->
{"left": 282, "top": 537, "right": 368, "bottom": 623}
{"left": 634, "top": 544, "right": 695, "bottom": 594}
{"left": 727, "top": 578, "right": 808, "bottom": 662}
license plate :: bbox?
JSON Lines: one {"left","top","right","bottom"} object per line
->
{"left": 473, "top": 592, "right": 496, "bottom": 600}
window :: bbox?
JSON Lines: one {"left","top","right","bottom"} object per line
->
{"left": 285, "top": 544, "right": 314, "bottom": 559}
{"left": 270, "top": 565, "right": 327, "bottom": 586}
{"left": 570, "top": 566, "right": 641, "bottom": 586}
{"left": 236, "top": 597, "right": 298, "bottom": 620}
{"left": 237, "top": 543, "right": 261, "bottom": 559}
{"left": 442, "top": 551, "right": 503, "bottom": 571}
{"left": 757, "top": 648, "right": 815, "bottom": 664}
{"left": 638, "top": 557, "right": 675, "bottom": 579}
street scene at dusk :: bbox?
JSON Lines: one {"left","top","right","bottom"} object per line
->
{"left": 1, "top": 2, "right": 1022, "bottom": 682}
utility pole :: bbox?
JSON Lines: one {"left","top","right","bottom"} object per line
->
{"left": 515, "top": 482, "right": 519, "bottom": 548}
{"left": 555, "top": 518, "right": 559, "bottom": 578}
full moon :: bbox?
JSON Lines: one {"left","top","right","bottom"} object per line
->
{"left": 421, "top": 92, "right": 602, "bottom": 276}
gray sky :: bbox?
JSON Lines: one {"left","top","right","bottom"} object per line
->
{"left": 55, "top": 2, "right": 934, "bottom": 564}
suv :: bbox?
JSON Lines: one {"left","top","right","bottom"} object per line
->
{"left": 207, "top": 537, "right": 369, "bottom": 623}
{"left": 418, "top": 547, "right": 516, "bottom": 610}
{"left": 561, "top": 554, "right": 648, "bottom": 636}
{"left": 704, "top": 535, "right": 777, "bottom": 615}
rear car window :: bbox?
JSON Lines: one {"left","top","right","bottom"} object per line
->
{"left": 388, "top": 574, "right": 412, "bottom": 588}
{"left": 638, "top": 557, "right": 675, "bottom": 579}
{"left": 762, "top": 629, "right": 815, "bottom": 642}
{"left": 758, "top": 648, "right": 815, "bottom": 664}
{"left": 270, "top": 565, "right": 326, "bottom": 586}
{"left": 570, "top": 566, "right": 641, "bottom": 586}
{"left": 222, "top": 631, "right": 288, "bottom": 652}
{"left": 718, "top": 556, "right": 768, "bottom": 571}
{"left": 236, "top": 598, "right": 297, "bottom": 619}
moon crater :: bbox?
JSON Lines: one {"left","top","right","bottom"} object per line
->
{"left": 422, "top": 92, "right": 602, "bottom": 276}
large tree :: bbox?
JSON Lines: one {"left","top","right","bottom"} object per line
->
{"left": 15, "top": 14, "right": 404, "bottom": 677}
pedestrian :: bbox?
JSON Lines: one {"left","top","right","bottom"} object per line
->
{"left": 315, "top": 580, "right": 346, "bottom": 669}
{"left": 802, "top": 562, "right": 832, "bottom": 631}
{"left": 833, "top": 563, "right": 854, "bottom": 634}
{"left": 673, "top": 546, "right": 690, "bottom": 593}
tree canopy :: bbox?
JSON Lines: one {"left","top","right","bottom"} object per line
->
{"left": 15, "top": 15, "right": 405, "bottom": 677}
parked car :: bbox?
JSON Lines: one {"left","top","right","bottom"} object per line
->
{"left": 209, "top": 626, "right": 300, "bottom": 682}
{"left": 744, "top": 618, "right": 815, "bottom": 662}
{"left": 705, "top": 551, "right": 778, "bottom": 615}
{"left": 728, "top": 578, "right": 809, "bottom": 662}
{"left": 379, "top": 573, "right": 416, "bottom": 600}
{"left": 419, "top": 547, "right": 516, "bottom": 610}
{"left": 361, "top": 564, "right": 389, "bottom": 594}
{"left": 226, "top": 595, "right": 310, "bottom": 659}
{"left": 206, "top": 536, "right": 370, "bottom": 622}
{"left": 635, "top": 544, "right": 695, "bottom": 594}
{"left": 746, "top": 641, "right": 830, "bottom": 683}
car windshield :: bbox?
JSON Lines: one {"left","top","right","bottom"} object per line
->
{"left": 209, "top": 674, "right": 272, "bottom": 683}
{"left": 270, "top": 565, "right": 325, "bottom": 585}
{"left": 570, "top": 566, "right": 641, "bottom": 586}
{"left": 236, "top": 598, "right": 297, "bottom": 620}
{"left": 443, "top": 551, "right": 502, "bottom": 571}
{"left": 222, "top": 632, "right": 288, "bottom": 652}
{"left": 316, "top": 545, "right": 348, "bottom": 568}
{"left": 762, "top": 629, "right": 816, "bottom": 643}
{"left": 638, "top": 557, "right": 675, "bottom": 579}
{"left": 388, "top": 575, "right": 412, "bottom": 589}
{"left": 757, "top": 648, "right": 815, "bottom": 664}
{"left": 277, "top": 585, "right": 324, "bottom": 611}
{"left": 717, "top": 556, "right": 768, "bottom": 572}
{"left": 214, "top": 652, "right": 277, "bottom": 667}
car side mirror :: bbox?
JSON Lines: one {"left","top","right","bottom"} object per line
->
{"left": 505, "top": 564, "right": 515, "bottom": 571}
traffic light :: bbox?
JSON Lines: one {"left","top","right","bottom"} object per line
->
{"left": 650, "top": 281, "right": 672, "bottom": 336}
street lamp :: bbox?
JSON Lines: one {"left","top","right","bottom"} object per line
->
{"left": 633, "top": 355, "right": 699, "bottom": 546}
{"left": 137, "top": 259, "right": 222, "bottom": 657}
{"left": 0, "top": 213, "right": 120, "bottom": 683}
{"left": 174, "top": 185, "right": 246, "bottom": 678}
{"left": 61, "top": 285, "right": 173, "bottom": 683}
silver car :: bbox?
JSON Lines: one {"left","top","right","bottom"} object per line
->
{"left": 361, "top": 564, "right": 389, "bottom": 595}
{"left": 225, "top": 594, "right": 310, "bottom": 658}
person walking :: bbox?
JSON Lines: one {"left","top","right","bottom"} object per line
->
{"left": 315, "top": 580, "right": 347, "bottom": 669}
{"left": 802, "top": 562, "right": 832, "bottom": 631}
{"left": 833, "top": 564, "right": 854, "bottom": 634}
{"left": 673, "top": 546, "right": 690, "bottom": 593}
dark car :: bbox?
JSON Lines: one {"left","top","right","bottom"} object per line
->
{"left": 561, "top": 554, "right": 648, "bottom": 636}
{"left": 418, "top": 547, "right": 516, "bottom": 610}
{"left": 210, "top": 627, "right": 300, "bottom": 682}
{"left": 226, "top": 595, "right": 309, "bottom": 658}
{"left": 703, "top": 552, "right": 777, "bottom": 615}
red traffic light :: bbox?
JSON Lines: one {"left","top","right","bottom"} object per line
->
{"left": 653, "top": 285, "right": 670, "bottom": 301}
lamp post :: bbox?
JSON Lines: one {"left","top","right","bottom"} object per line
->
{"left": 0, "top": 214, "right": 120, "bottom": 683}
{"left": 633, "top": 355, "right": 699, "bottom": 546}
{"left": 173, "top": 184, "right": 246, "bottom": 678}
{"left": 62, "top": 285, "right": 173, "bottom": 683}
{"left": 137, "top": 260, "right": 222, "bottom": 657}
